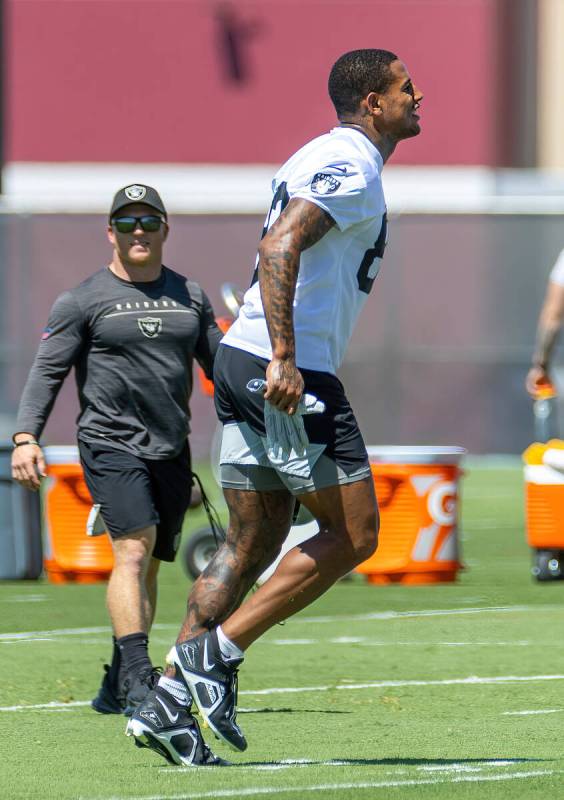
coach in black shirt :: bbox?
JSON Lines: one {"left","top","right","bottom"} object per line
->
{"left": 12, "top": 184, "right": 222, "bottom": 715}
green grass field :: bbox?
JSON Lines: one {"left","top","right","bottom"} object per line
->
{"left": 1, "top": 462, "right": 564, "bottom": 799}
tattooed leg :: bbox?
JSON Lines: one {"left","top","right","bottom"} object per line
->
{"left": 175, "top": 487, "right": 294, "bottom": 643}
{"left": 220, "top": 477, "right": 379, "bottom": 651}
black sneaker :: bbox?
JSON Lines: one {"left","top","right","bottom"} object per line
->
{"left": 126, "top": 687, "right": 227, "bottom": 766}
{"left": 91, "top": 664, "right": 125, "bottom": 715}
{"left": 123, "top": 666, "right": 162, "bottom": 717}
{"left": 167, "top": 629, "right": 247, "bottom": 752}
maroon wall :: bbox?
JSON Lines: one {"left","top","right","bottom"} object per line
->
{"left": 8, "top": 0, "right": 511, "bottom": 165}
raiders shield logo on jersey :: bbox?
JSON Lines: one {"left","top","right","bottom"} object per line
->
{"left": 138, "top": 317, "right": 162, "bottom": 338}
{"left": 125, "top": 184, "right": 147, "bottom": 201}
{"left": 311, "top": 173, "right": 341, "bottom": 195}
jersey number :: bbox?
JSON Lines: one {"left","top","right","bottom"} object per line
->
{"left": 357, "top": 213, "right": 387, "bottom": 294}
{"left": 250, "top": 181, "right": 290, "bottom": 286}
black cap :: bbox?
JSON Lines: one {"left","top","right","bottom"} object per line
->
{"left": 109, "top": 184, "right": 167, "bottom": 221}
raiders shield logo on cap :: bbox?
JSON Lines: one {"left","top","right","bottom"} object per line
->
{"left": 125, "top": 185, "right": 147, "bottom": 201}
{"left": 138, "top": 317, "right": 162, "bottom": 338}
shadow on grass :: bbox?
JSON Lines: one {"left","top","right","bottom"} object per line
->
{"left": 230, "top": 756, "right": 552, "bottom": 768}
{"left": 239, "top": 707, "right": 351, "bottom": 715}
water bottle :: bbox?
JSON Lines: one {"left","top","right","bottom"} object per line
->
{"left": 533, "top": 382, "right": 558, "bottom": 442}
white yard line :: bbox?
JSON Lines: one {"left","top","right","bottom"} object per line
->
{"left": 175, "top": 759, "right": 355, "bottom": 773}
{"left": 0, "top": 635, "right": 542, "bottom": 648}
{"left": 80, "top": 770, "right": 556, "bottom": 800}
{"left": 418, "top": 761, "right": 517, "bottom": 773}
{"left": 4, "top": 594, "right": 47, "bottom": 603}
{"left": 268, "top": 639, "right": 318, "bottom": 646}
{"left": 502, "top": 709, "right": 564, "bottom": 716}
{"left": 241, "top": 674, "right": 564, "bottom": 696}
{"left": 1, "top": 634, "right": 545, "bottom": 649}
{"left": 1, "top": 605, "right": 560, "bottom": 642}
{"left": 0, "top": 626, "right": 111, "bottom": 641}
{"left": 268, "top": 639, "right": 534, "bottom": 647}
{"left": 260, "top": 674, "right": 564, "bottom": 694}
{"left": 0, "top": 636, "right": 544, "bottom": 649}
{"left": 332, "top": 637, "right": 536, "bottom": 647}
{"left": 0, "top": 700, "right": 90, "bottom": 712}
{"left": 0, "top": 638, "right": 55, "bottom": 645}
{"left": 1, "top": 637, "right": 118, "bottom": 646}
{"left": 4, "top": 674, "right": 564, "bottom": 712}
{"left": 293, "top": 605, "right": 560, "bottom": 624}
{"left": 162, "top": 758, "right": 530, "bottom": 775}
{"left": 361, "top": 641, "right": 535, "bottom": 647}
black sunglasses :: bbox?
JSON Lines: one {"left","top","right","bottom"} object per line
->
{"left": 112, "top": 215, "right": 165, "bottom": 233}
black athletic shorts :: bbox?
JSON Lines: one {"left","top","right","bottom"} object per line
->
{"left": 78, "top": 439, "right": 192, "bottom": 562}
{"left": 213, "top": 344, "right": 370, "bottom": 494}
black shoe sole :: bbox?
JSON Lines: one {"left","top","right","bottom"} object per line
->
{"left": 128, "top": 723, "right": 230, "bottom": 767}
{"left": 133, "top": 731, "right": 177, "bottom": 765}
{"left": 127, "top": 719, "right": 194, "bottom": 766}
{"left": 91, "top": 686, "right": 125, "bottom": 715}
{"left": 91, "top": 699, "right": 123, "bottom": 714}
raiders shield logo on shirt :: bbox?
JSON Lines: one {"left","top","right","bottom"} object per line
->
{"left": 138, "top": 317, "right": 162, "bottom": 338}
{"left": 311, "top": 173, "right": 341, "bottom": 195}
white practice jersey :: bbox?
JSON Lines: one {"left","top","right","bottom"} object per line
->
{"left": 222, "top": 126, "right": 387, "bottom": 374}
{"left": 550, "top": 248, "right": 564, "bottom": 286}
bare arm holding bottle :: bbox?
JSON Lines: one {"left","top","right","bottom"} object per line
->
{"left": 526, "top": 280, "right": 564, "bottom": 397}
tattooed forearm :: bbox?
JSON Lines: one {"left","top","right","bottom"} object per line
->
{"left": 258, "top": 198, "right": 334, "bottom": 360}
{"left": 533, "top": 325, "right": 559, "bottom": 369}
{"left": 533, "top": 283, "right": 564, "bottom": 368}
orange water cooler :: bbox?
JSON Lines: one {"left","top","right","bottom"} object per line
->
{"left": 43, "top": 446, "right": 113, "bottom": 583}
{"left": 355, "top": 446, "right": 466, "bottom": 585}
{"left": 523, "top": 440, "right": 564, "bottom": 580}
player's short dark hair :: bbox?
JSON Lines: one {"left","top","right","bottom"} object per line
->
{"left": 328, "top": 49, "right": 398, "bottom": 117}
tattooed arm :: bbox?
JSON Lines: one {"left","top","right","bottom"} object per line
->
{"left": 257, "top": 198, "right": 335, "bottom": 413}
{"left": 526, "top": 280, "right": 564, "bottom": 396}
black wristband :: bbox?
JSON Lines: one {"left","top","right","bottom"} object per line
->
{"left": 13, "top": 440, "right": 40, "bottom": 448}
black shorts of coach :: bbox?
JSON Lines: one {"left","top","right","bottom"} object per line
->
{"left": 213, "top": 344, "right": 371, "bottom": 494}
{"left": 78, "top": 439, "right": 193, "bottom": 562}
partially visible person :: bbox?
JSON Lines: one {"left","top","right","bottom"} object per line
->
{"left": 126, "top": 49, "right": 423, "bottom": 767}
{"left": 526, "top": 248, "right": 564, "bottom": 396}
{"left": 12, "top": 184, "right": 222, "bottom": 717}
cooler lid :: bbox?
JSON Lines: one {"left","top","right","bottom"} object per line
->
{"left": 366, "top": 446, "right": 467, "bottom": 465}
{"left": 43, "top": 445, "right": 80, "bottom": 464}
